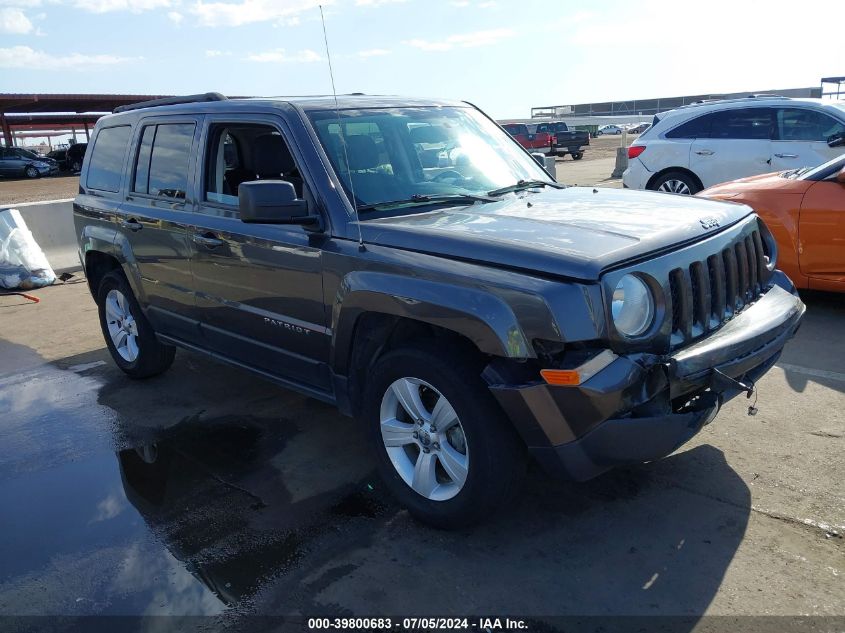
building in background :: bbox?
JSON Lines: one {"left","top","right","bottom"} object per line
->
{"left": 531, "top": 86, "right": 823, "bottom": 119}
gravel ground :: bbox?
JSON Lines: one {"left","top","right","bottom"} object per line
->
{"left": 0, "top": 174, "right": 79, "bottom": 205}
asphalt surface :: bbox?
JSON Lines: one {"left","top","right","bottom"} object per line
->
{"left": 0, "top": 276, "right": 843, "bottom": 629}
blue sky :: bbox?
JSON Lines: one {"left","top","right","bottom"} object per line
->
{"left": 0, "top": 0, "right": 840, "bottom": 119}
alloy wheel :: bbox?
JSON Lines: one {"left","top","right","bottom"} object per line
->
{"left": 657, "top": 179, "right": 692, "bottom": 195}
{"left": 105, "top": 288, "right": 140, "bottom": 362}
{"left": 379, "top": 377, "right": 469, "bottom": 501}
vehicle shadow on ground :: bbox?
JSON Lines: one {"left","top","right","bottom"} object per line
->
{"left": 29, "top": 346, "right": 751, "bottom": 624}
{"left": 781, "top": 290, "right": 845, "bottom": 394}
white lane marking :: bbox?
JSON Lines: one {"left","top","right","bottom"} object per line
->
{"left": 776, "top": 363, "right": 845, "bottom": 383}
{"left": 2, "top": 198, "right": 74, "bottom": 208}
{"left": 67, "top": 361, "right": 107, "bottom": 373}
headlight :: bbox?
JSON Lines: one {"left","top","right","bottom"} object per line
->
{"left": 34, "top": 161, "right": 49, "bottom": 168}
{"left": 612, "top": 274, "right": 654, "bottom": 337}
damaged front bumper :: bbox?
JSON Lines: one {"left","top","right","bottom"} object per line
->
{"left": 489, "top": 283, "right": 805, "bottom": 481}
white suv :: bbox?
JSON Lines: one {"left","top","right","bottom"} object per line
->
{"left": 623, "top": 97, "right": 845, "bottom": 195}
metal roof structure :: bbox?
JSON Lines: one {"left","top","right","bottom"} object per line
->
{"left": 0, "top": 93, "right": 172, "bottom": 147}
{"left": 821, "top": 77, "right": 845, "bottom": 100}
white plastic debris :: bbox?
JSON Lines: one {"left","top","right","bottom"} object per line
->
{"left": 0, "top": 208, "right": 56, "bottom": 290}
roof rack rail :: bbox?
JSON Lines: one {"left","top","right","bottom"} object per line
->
{"left": 113, "top": 92, "right": 227, "bottom": 114}
{"left": 677, "top": 94, "right": 791, "bottom": 110}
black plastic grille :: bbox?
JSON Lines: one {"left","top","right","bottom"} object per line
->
{"left": 668, "top": 229, "right": 768, "bottom": 348}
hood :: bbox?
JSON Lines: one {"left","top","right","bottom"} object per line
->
{"left": 700, "top": 171, "right": 815, "bottom": 198}
{"left": 361, "top": 187, "right": 753, "bottom": 281}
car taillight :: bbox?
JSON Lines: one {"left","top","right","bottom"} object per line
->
{"left": 628, "top": 145, "right": 646, "bottom": 159}
{"left": 550, "top": 135, "right": 556, "bottom": 146}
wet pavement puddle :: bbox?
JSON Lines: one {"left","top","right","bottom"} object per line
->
{"left": 0, "top": 339, "right": 386, "bottom": 617}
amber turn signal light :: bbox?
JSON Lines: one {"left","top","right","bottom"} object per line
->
{"left": 540, "top": 369, "right": 581, "bottom": 386}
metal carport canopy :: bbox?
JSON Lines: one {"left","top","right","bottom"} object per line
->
{"left": 0, "top": 93, "right": 173, "bottom": 146}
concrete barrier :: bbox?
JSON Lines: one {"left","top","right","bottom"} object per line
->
{"left": 2, "top": 199, "right": 80, "bottom": 274}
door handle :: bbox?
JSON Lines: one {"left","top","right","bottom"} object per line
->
{"left": 694, "top": 149, "right": 714, "bottom": 156}
{"left": 192, "top": 232, "right": 224, "bottom": 248}
{"left": 774, "top": 153, "right": 798, "bottom": 159}
{"left": 119, "top": 218, "right": 143, "bottom": 232}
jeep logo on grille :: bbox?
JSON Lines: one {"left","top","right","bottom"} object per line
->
{"left": 699, "top": 217, "right": 720, "bottom": 230}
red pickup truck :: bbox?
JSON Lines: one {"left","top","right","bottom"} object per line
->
{"left": 501, "top": 123, "right": 554, "bottom": 154}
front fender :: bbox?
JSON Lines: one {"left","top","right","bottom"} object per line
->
{"left": 331, "top": 271, "right": 532, "bottom": 374}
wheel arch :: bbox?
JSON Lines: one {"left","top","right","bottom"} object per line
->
{"left": 646, "top": 167, "right": 703, "bottom": 193}
{"left": 79, "top": 223, "right": 144, "bottom": 302}
{"left": 84, "top": 250, "right": 122, "bottom": 297}
{"left": 330, "top": 272, "right": 533, "bottom": 416}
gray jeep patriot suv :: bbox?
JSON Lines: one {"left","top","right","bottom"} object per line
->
{"left": 74, "top": 92, "right": 804, "bottom": 528}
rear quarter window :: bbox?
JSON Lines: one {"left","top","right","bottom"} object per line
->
{"left": 86, "top": 126, "right": 131, "bottom": 192}
{"left": 664, "top": 113, "right": 713, "bottom": 139}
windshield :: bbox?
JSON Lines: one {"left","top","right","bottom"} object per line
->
{"left": 307, "top": 106, "right": 553, "bottom": 213}
{"left": 794, "top": 153, "right": 845, "bottom": 180}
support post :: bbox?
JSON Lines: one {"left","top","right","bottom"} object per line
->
{"left": 0, "top": 112, "right": 11, "bottom": 147}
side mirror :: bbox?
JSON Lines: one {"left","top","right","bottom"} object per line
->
{"left": 531, "top": 152, "right": 545, "bottom": 166}
{"left": 827, "top": 133, "right": 845, "bottom": 148}
{"left": 836, "top": 167, "right": 845, "bottom": 185}
{"left": 239, "top": 181, "right": 319, "bottom": 226}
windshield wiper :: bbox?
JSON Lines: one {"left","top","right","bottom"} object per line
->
{"left": 356, "top": 193, "right": 497, "bottom": 212}
{"left": 487, "top": 180, "right": 565, "bottom": 197}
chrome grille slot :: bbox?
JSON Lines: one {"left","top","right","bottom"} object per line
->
{"left": 735, "top": 239, "right": 749, "bottom": 304}
{"left": 723, "top": 247, "right": 739, "bottom": 313}
{"left": 668, "top": 228, "right": 769, "bottom": 349}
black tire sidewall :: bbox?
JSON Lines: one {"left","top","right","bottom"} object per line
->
{"left": 96, "top": 271, "right": 173, "bottom": 378}
{"left": 363, "top": 344, "right": 524, "bottom": 528}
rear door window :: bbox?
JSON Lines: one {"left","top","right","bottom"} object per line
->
{"left": 133, "top": 123, "right": 196, "bottom": 199}
{"left": 86, "top": 125, "right": 131, "bottom": 192}
{"left": 709, "top": 108, "right": 773, "bottom": 140}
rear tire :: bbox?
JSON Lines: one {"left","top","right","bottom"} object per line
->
{"left": 363, "top": 343, "right": 526, "bottom": 529}
{"left": 97, "top": 270, "right": 175, "bottom": 378}
{"left": 650, "top": 171, "right": 700, "bottom": 195}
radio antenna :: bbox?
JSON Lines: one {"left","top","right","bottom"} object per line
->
{"left": 319, "top": 4, "right": 364, "bottom": 251}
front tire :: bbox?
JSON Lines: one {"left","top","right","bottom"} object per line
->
{"left": 97, "top": 270, "right": 175, "bottom": 378}
{"left": 651, "top": 171, "right": 700, "bottom": 195}
{"left": 363, "top": 343, "right": 526, "bottom": 529}
{"left": 572, "top": 151, "right": 583, "bottom": 160}
{"left": 71, "top": 159, "right": 82, "bottom": 172}
{"left": 24, "top": 165, "right": 39, "bottom": 179}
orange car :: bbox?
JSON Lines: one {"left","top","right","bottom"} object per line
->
{"left": 699, "top": 154, "right": 845, "bottom": 293}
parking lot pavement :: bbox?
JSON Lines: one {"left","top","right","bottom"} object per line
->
{"left": 0, "top": 280, "right": 843, "bottom": 625}
{"left": 555, "top": 156, "right": 621, "bottom": 188}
